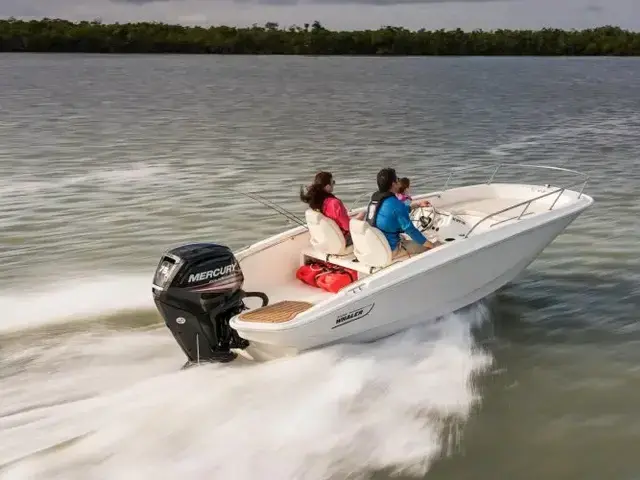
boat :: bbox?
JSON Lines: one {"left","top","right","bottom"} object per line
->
{"left": 151, "top": 163, "right": 593, "bottom": 367}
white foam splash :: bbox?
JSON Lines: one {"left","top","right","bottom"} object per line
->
{"left": 0, "top": 274, "right": 154, "bottom": 333}
{"left": 0, "top": 304, "right": 492, "bottom": 480}
{"left": 0, "top": 163, "right": 171, "bottom": 199}
{"left": 488, "top": 112, "right": 640, "bottom": 157}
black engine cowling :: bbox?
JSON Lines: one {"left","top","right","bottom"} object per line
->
{"left": 151, "top": 243, "right": 267, "bottom": 366}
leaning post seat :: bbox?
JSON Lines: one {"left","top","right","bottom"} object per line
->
{"left": 304, "top": 209, "right": 353, "bottom": 256}
{"left": 349, "top": 219, "right": 394, "bottom": 268}
{"left": 299, "top": 212, "right": 407, "bottom": 279}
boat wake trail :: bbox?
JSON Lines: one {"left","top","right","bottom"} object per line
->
{"left": 0, "top": 277, "right": 493, "bottom": 480}
{"left": 0, "top": 274, "right": 154, "bottom": 334}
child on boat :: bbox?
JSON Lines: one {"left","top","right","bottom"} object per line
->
{"left": 396, "top": 177, "right": 412, "bottom": 207}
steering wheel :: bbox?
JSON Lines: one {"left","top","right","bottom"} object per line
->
{"left": 410, "top": 204, "right": 439, "bottom": 233}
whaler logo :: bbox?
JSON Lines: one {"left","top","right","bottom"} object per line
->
{"left": 332, "top": 303, "right": 374, "bottom": 329}
{"left": 188, "top": 263, "right": 237, "bottom": 283}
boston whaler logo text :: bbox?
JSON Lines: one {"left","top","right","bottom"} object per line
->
{"left": 188, "top": 263, "right": 237, "bottom": 283}
{"left": 332, "top": 303, "right": 374, "bottom": 329}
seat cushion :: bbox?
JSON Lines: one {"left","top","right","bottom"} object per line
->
{"left": 349, "top": 219, "right": 393, "bottom": 267}
{"left": 305, "top": 209, "right": 351, "bottom": 255}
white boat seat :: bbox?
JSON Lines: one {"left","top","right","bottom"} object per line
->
{"left": 305, "top": 209, "right": 353, "bottom": 256}
{"left": 300, "top": 242, "right": 410, "bottom": 278}
{"left": 349, "top": 219, "right": 393, "bottom": 268}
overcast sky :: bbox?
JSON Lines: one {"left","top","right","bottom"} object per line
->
{"left": 1, "top": 0, "right": 637, "bottom": 30}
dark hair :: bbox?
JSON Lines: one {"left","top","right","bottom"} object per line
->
{"left": 300, "top": 171, "right": 334, "bottom": 211}
{"left": 398, "top": 177, "right": 410, "bottom": 194}
{"left": 376, "top": 168, "right": 398, "bottom": 192}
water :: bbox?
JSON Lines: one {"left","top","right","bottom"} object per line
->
{"left": 0, "top": 54, "right": 639, "bottom": 479}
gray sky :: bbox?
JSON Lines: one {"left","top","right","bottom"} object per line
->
{"left": 1, "top": 0, "right": 637, "bottom": 30}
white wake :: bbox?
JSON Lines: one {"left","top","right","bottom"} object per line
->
{"left": 0, "top": 276, "right": 493, "bottom": 480}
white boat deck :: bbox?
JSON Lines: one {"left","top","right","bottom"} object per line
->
{"left": 237, "top": 163, "right": 592, "bottom": 315}
{"left": 296, "top": 191, "right": 572, "bottom": 281}
{"left": 443, "top": 197, "right": 541, "bottom": 233}
{"left": 252, "top": 282, "right": 333, "bottom": 308}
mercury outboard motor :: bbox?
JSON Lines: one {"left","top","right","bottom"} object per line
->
{"left": 151, "top": 243, "right": 268, "bottom": 366}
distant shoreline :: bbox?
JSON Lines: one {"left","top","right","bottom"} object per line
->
{"left": 1, "top": 18, "right": 639, "bottom": 56}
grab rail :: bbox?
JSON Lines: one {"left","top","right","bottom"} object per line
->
{"left": 443, "top": 162, "right": 589, "bottom": 192}
{"left": 438, "top": 162, "right": 591, "bottom": 237}
{"left": 349, "top": 163, "right": 589, "bottom": 212}
{"left": 464, "top": 176, "right": 589, "bottom": 238}
{"left": 346, "top": 163, "right": 590, "bottom": 236}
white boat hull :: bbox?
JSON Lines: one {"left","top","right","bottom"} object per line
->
{"left": 230, "top": 182, "right": 592, "bottom": 362}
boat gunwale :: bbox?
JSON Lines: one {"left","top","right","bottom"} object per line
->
{"left": 234, "top": 180, "right": 592, "bottom": 264}
{"left": 347, "top": 162, "right": 590, "bottom": 211}
{"left": 230, "top": 187, "right": 593, "bottom": 332}
{"left": 234, "top": 163, "right": 592, "bottom": 263}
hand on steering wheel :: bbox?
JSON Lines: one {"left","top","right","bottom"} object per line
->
{"left": 411, "top": 202, "right": 438, "bottom": 233}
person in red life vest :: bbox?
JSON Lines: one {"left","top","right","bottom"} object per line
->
{"left": 300, "top": 171, "right": 364, "bottom": 246}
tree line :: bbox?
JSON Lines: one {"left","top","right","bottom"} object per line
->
{"left": 1, "top": 18, "right": 639, "bottom": 55}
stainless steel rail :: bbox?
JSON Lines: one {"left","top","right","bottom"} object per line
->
{"left": 442, "top": 162, "right": 589, "bottom": 191}
{"left": 439, "top": 162, "right": 590, "bottom": 237}
{"left": 464, "top": 177, "right": 589, "bottom": 238}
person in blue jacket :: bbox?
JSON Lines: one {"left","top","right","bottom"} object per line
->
{"left": 365, "top": 167, "right": 441, "bottom": 257}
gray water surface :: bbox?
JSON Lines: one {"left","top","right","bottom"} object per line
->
{"left": 0, "top": 54, "right": 639, "bottom": 480}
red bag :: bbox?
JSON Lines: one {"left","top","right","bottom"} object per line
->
{"left": 296, "top": 261, "right": 358, "bottom": 292}
{"left": 295, "top": 262, "right": 327, "bottom": 288}
{"left": 316, "top": 268, "right": 358, "bottom": 293}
